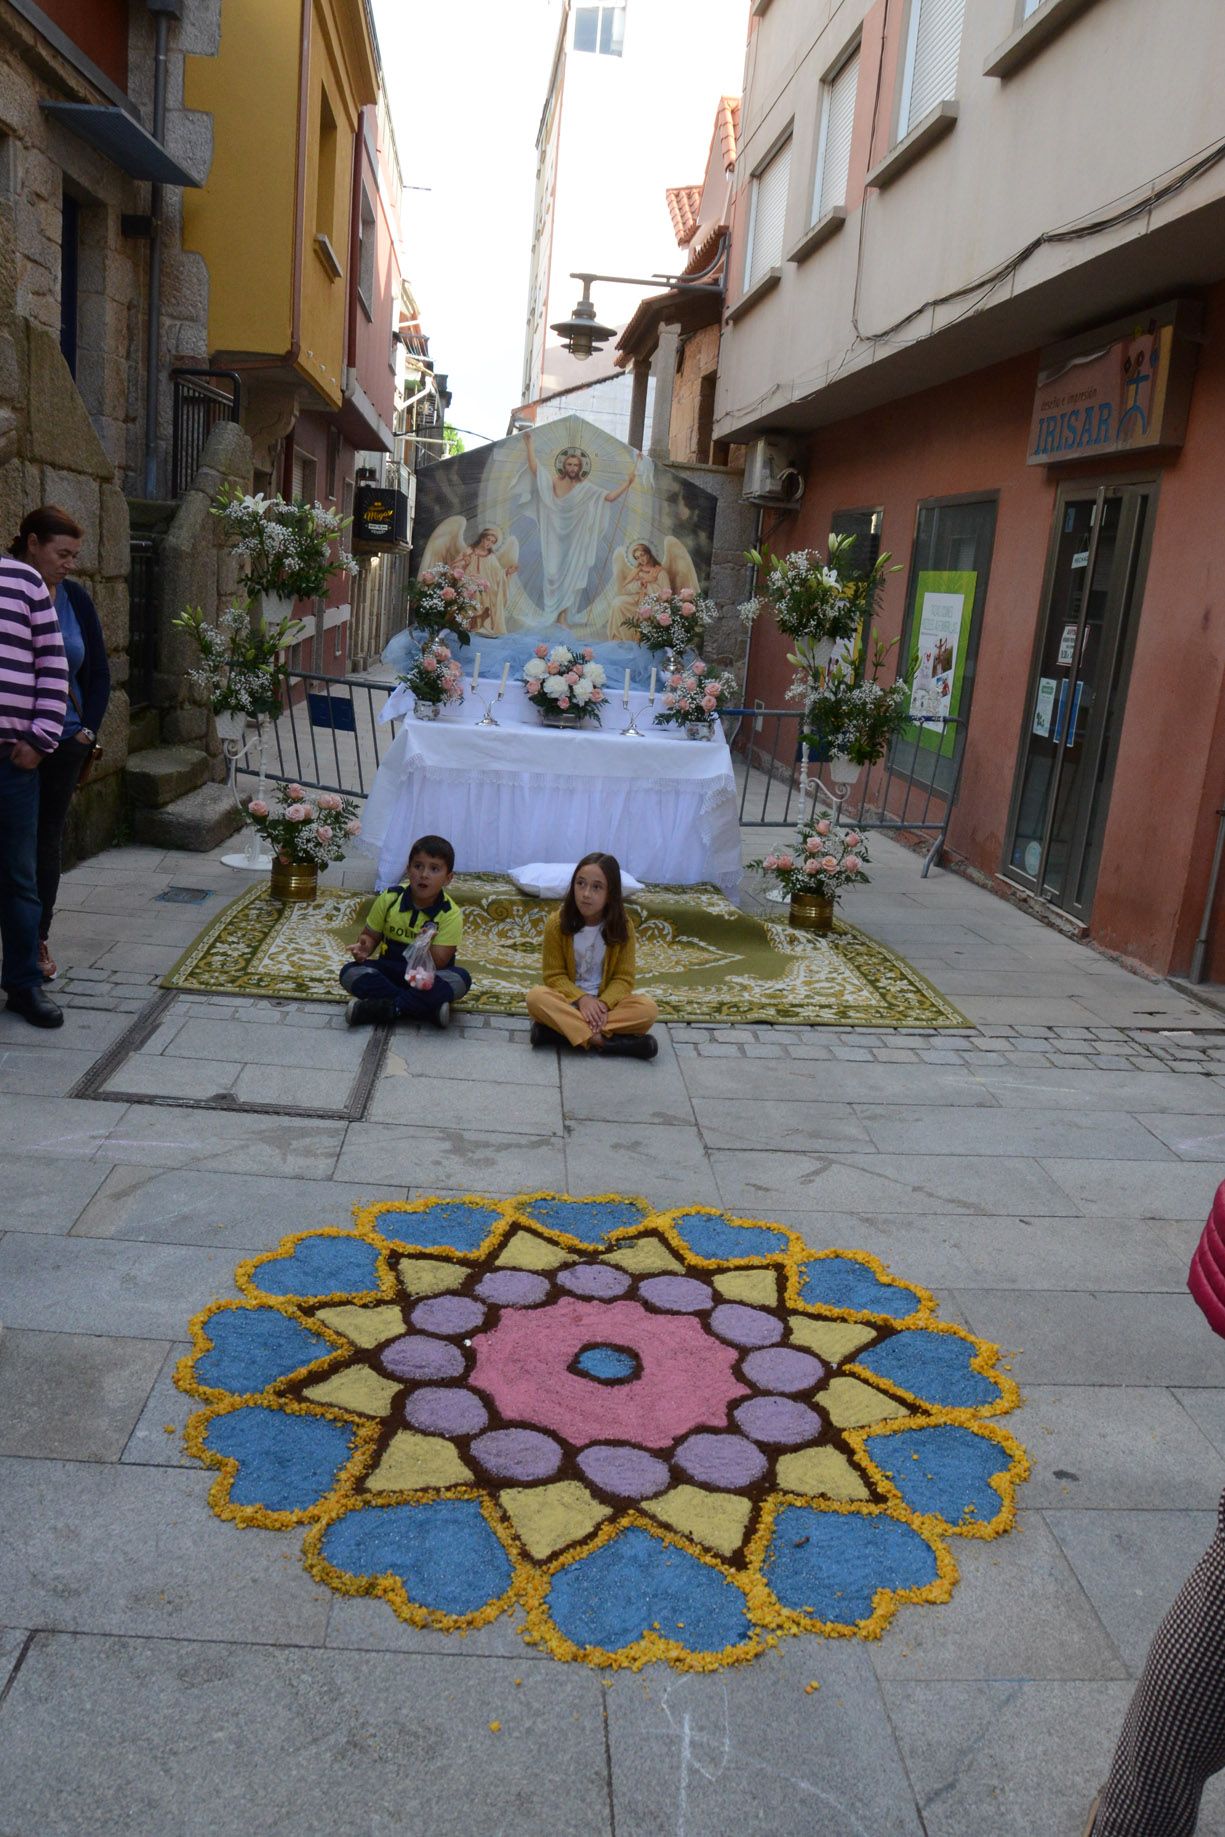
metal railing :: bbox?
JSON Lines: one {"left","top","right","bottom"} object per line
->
{"left": 127, "top": 535, "right": 160, "bottom": 709}
{"left": 248, "top": 670, "right": 398, "bottom": 799}
{"left": 725, "top": 707, "right": 967, "bottom": 875}
{"left": 170, "top": 368, "right": 242, "bottom": 500}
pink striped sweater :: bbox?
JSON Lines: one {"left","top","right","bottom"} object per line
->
{"left": 0, "top": 557, "right": 67, "bottom": 754}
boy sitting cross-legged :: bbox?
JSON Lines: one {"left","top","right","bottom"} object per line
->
{"left": 341, "top": 833, "right": 470, "bottom": 1029}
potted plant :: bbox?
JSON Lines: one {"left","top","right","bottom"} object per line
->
{"left": 804, "top": 636, "right": 911, "bottom": 775}
{"left": 406, "top": 565, "right": 482, "bottom": 646}
{"left": 652, "top": 662, "right": 739, "bottom": 739}
{"left": 739, "top": 534, "right": 862, "bottom": 681}
{"left": 625, "top": 585, "right": 716, "bottom": 666}
{"left": 397, "top": 637, "right": 464, "bottom": 721}
{"left": 750, "top": 819, "right": 870, "bottom": 931}
{"left": 521, "top": 644, "right": 607, "bottom": 725}
{"left": 174, "top": 602, "right": 300, "bottom": 741}
{"left": 213, "top": 488, "right": 358, "bottom": 621}
{"left": 244, "top": 781, "right": 362, "bottom": 902}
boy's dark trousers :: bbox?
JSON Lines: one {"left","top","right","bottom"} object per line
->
{"left": 339, "top": 958, "right": 471, "bottom": 1020}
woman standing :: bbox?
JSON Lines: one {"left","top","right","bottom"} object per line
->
{"left": 12, "top": 507, "right": 110, "bottom": 980}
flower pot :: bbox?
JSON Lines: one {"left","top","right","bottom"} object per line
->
{"left": 789, "top": 891, "right": 834, "bottom": 932}
{"left": 269, "top": 859, "right": 318, "bottom": 902}
{"left": 413, "top": 698, "right": 441, "bottom": 721}
{"left": 684, "top": 720, "right": 715, "bottom": 741}
{"left": 214, "top": 709, "right": 247, "bottom": 743}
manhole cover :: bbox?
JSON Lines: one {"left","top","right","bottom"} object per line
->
{"left": 156, "top": 886, "right": 215, "bottom": 905}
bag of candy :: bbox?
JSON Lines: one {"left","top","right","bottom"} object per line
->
{"left": 401, "top": 922, "right": 437, "bottom": 990}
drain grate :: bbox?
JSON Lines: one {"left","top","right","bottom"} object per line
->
{"left": 155, "top": 886, "right": 215, "bottom": 905}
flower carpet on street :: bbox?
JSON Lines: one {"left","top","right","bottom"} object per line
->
{"left": 178, "top": 1193, "right": 1027, "bottom": 1671}
{"left": 163, "top": 877, "right": 966, "bottom": 1027}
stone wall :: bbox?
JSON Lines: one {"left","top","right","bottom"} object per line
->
{"left": 672, "top": 461, "right": 759, "bottom": 687}
{"left": 672, "top": 324, "right": 721, "bottom": 465}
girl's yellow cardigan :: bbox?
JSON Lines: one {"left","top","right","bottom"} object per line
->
{"left": 540, "top": 909, "right": 637, "bottom": 1007}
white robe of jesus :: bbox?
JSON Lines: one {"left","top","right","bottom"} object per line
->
{"left": 529, "top": 466, "right": 609, "bottom": 622}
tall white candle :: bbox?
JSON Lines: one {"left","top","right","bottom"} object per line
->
{"left": 622, "top": 668, "right": 631, "bottom": 708}
{"left": 471, "top": 649, "right": 481, "bottom": 690}
{"left": 648, "top": 667, "right": 657, "bottom": 705}
{"left": 499, "top": 660, "right": 510, "bottom": 693}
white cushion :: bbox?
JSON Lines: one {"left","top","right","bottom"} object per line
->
{"left": 509, "top": 861, "right": 645, "bottom": 899}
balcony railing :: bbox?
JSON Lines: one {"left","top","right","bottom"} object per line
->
{"left": 170, "top": 368, "right": 243, "bottom": 500}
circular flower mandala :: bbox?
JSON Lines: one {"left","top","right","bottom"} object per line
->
{"left": 179, "top": 1193, "right": 1028, "bottom": 1671}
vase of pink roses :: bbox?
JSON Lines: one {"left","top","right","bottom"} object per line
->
{"left": 652, "top": 662, "right": 738, "bottom": 739}
{"left": 627, "top": 585, "right": 716, "bottom": 660}
{"left": 750, "top": 817, "right": 869, "bottom": 931}
{"left": 398, "top": 637, "right": 463, "bottom": 720}
{"left": 245, "top": 781, "right": 362, "bottom": 902}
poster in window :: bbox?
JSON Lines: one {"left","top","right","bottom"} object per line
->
{"left": 902, "top": 570, "right": 977, "bottom": 758}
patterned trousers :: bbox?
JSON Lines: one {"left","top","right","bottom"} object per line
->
{"left": 1095, "top": 1489, "right": 1225, "bottom": 1834}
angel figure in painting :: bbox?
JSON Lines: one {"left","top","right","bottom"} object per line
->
{"left": 520, "top": 430, "right": 635, "bottom": 628}
{"left": 419, "top": 518, "right": 520, "bottom": 635}
{"left": 608, "top": 536, "right": 700, "bottom": 641}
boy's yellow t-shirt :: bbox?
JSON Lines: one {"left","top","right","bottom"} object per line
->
{"left": 364, "top": 885, "right": 463, "bottom": 954}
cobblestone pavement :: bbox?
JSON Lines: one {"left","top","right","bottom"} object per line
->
{"left": 2, "top": 835, "right": 1225, "bottom": 1836}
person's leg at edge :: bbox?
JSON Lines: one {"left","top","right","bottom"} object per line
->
{"left": 526, "top": 985, "right": 596, "bottom": 1048}
{"left": 1092, "top": 1487, "right": 1225, "bottom": 1836}
{"left": 36, "top": 740, "right": 87, "bottom": 957}
{"left": 341, "top": 960, "right": 470, "bottom": 1024}
{"left": 0, "top": 755, "right": 46, "bottom": 995}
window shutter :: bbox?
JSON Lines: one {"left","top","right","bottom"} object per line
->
{"left": 746, "top": 138, "right": 791, "bottom": 288}
{"left": 817, "top": 48, "right": 859, "bottom": 217}
{"left": 904, "top": 0, "right": 964, "bottom": 132}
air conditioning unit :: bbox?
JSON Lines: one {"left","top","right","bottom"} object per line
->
{"left": 742, "top": 436, "right": 805, "bottom": 506}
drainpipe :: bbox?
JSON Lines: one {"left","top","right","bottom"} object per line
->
{"left": 141, "top": 3, "right": 174, "bottom": 497}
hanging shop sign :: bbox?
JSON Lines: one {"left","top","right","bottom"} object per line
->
{"left": 354, "top": 483, "right": 410, "bottom": 548}
{"left": 1027, "top": 299, "right": 1202, "bottom": 466}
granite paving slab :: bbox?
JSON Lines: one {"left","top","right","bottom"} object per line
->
{"left": 86, "top": 1105, "right": 346, "bottom": 1176}
{"left": 710, "top": 1150, "right": 1076, "bottom": 1216}
{"left": 120, "top": 1343, "right": 195, "bottom": 1467}
{"left": 0, "top": 1154, "right": 112, "bottom": 1234}
{"left": 0, "top": 1330, "right": 168, "bottom": 1462}
{"left": 0, "top": 1235, "right": 241, "bottom": 1338}
{"left": 0, "top": 1633, "right": 612, "bottom": 1837}
{"left": 1046, "top": 1507, "right": 1218, "bottom": 1673}
{"left": 1041, "top": 1157, "right": 1222, "bottom": 1219}
{"left": 1172, "top": 1387, "right": 1225, "bottom": 1460}
{"left": 692, "top": 1098, "right": 874, "bottom": 1152}
{"left": 366, "top": 1073, "right": 563, "bottom": 1134}
{"left": 854, "top": 1104, "right": 1172, "bottom": 1160}
{"left": 1006, "top": 1385, "right": 1225, "bottom": 1509}
{"left": 72, "top": 1166, "right": 404, "bottom": 1248}
{"left": 955, "top": 1291, "right": 1225, "bottom": 1389}
{"left": 563, "top": 1120, "right": 724, "bottom": 1209}
{"left": 334, "top": 1123, "right": 567, "bottom": 1191}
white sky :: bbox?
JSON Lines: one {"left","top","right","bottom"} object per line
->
{"left": 371, "top": 0, "right": 561, "bottom": 449}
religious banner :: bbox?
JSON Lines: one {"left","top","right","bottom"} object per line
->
{"left": 385, "top": 416, "right": 718, "bottom": 686}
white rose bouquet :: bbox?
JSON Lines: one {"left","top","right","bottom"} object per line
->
{"left": 521, "top": 643, "right": 607, "bottom": 725}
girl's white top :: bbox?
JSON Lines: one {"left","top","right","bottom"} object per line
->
{"left": 572, "top": 924, "right": 607, "bottom": 996}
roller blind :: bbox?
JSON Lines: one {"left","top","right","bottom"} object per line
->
{"left": 901, "top": 0, "right": 964, "bottom": 133}
{"left": 815, "top": 47, "right": 859, "bottom": 218}
{"left": 745, "top": 138, "right": 791, "bottom": 289}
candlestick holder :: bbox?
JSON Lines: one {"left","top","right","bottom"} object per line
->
{"left": 620, "top": 704, "right": 644, "bottom": 736}
{"left": 473, "top": 682, "right": 507, "bottom": 729}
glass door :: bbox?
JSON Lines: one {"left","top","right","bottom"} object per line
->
{"left": 1005, "top": 482, "right": 1154, "bottom": 921}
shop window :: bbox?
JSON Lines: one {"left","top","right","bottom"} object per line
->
{"left": 897, "top": 0, "right": 965, "bottom": 135}
{"left": 830, "top": 506, "right": 882, "bottom": 583}
{"left": 574, "top": 3, "right": 625, "bottom": 56}
{"left": 357, "top": 185, "right": 375, "bottom": 318}
{"left": 743, "top": 135, "right": 792, "bottom": 290}
{"left": 892, "top": 494, "right": 997, "bottom": 794}
{"left": 812, "top": 43, "right": 859, "bottom": 220}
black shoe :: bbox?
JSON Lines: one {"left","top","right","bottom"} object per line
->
{"left": 432, "top": 1001, "right": 451, "bottom": 1030}
{"left": 530, "top": 1020, "right": 565, "bottom": 1049}
{"left": 6, "top": 986, "right": 64, "bottom": 1029}
{"left": 345, "top": 996, "right": 397, "bottom": 1028}
{"left": 602, "top": 1033, "right": 658, "bottom": 1060}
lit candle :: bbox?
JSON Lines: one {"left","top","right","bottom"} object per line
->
{"left": 622, "top": 668, "right": 631, "bottom": 708}
{"left": 499, "top": 660, "right": 510, "bottom": 694}
{"left": 471, "top": 649, "right": 481, "bottom": 690}
{"left": 648, "top": 667, "right": 657, "bottom": 705}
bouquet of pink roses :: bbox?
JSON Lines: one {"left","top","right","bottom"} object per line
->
{"left": 245, "top": 781, "right": 362, "bottom": 869}
{"left": 406, "top": 565, "right": 481, "bottom": 645}
{"left": 627, "top": 585, "right": 716, "bottom": 655}
{"left": 652, "top": 662, "right": 738, "bottom": 730}
{"left": 751, "top": 817, "right": 869, "bottom": 899}
{"left": 521, "top": 643, "right": 607, "bottom": 724}
{"left": 398, "top": 637, "right": 463, "bottom": 708}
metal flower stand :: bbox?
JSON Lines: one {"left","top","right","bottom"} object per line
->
{"left": 217, "top": 713, "right": 275, "bottom": 872}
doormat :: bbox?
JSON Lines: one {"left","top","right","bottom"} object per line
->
{"left": 177, "top": 1192, "right": 1026, "bottom": 1672}
{"left": 162, "top": 877, "right": 967, "bottom": 1029}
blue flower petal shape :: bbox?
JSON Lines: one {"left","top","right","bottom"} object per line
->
{"left": 766, "top": 1506, "right": 938, "bottom": 1624}
{"left": 320, "top": 1499, "right": 513, "bottom": 1616}
{"left": 194, "top": 1307, "right": 334, "bottom": 1394}
{"left": 801, "top": 1255, "right": 920, "bottom": 1319}
{"left": 250, "top": 1234, "right": 383, "bottom": 1298}
{"left": 864, "top": 1424, "right": 1013, "bottom": 1526}
{"left": 547, "top": 1526, "right": 754, "bottom": 1655}
{"left": 205, "top": 1404, "right": 357, "bottom": 1512}
{"left": 521, "top": 1197, "right": 648, "bottom": 1244}
{"left": 379, "top": 1202, "right": 501, "bottom": 1254}
{"left": 672, "top": 1212, "right": 789, "bottom": 1261}
{"left": 853, "top": 1330, "right": 1000, "bottom": 1408}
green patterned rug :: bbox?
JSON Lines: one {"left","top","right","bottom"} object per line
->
{"left": 163, "top": 876, "right": 966, "bottom": 1028}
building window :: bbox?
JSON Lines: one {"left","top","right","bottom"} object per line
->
{"left": 897, "top": 0, "right": 965, "bottom": 136}
{"left": 743, "top": 136, "right": 791, "bottom": 291}
{"left": 357, "top": 185, "right": 375, "bottom": 318}
{"left": 315, "top": 89, "right": 337, "bottom": 241}
{"left": 325, "top": 427, "right": 340, "bottom": 502}
{"left": 574, "top": 3, "right": 625, "bottom": 57}
{"left": 1022, "top": 0, "right": 1044, "bottom": 13}
{"left": 59, "top": 191, "right": 79, "bottom": 377}
{"left": 697, "top": 373, "right": 717, "bottom": 465}
{"left": 812, "top": 43, "right": 859, "bottom": 220}
{"left": 292, "top": 448, "right": 318, "bottom": 506}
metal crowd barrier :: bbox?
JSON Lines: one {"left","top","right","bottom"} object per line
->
{"left": 722, "top": 707, "right": 967, "bottom": 876}
{"left": 244, "top": 670, "right": 398, "bottom": 799}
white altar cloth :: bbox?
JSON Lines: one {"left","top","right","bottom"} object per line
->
{"left": 359, "top": 681, "right": 742, "bottom": 893}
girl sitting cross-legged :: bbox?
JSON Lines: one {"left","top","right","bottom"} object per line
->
{"left": 526, "top": 852, "right": 658, "bottom": 1059}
